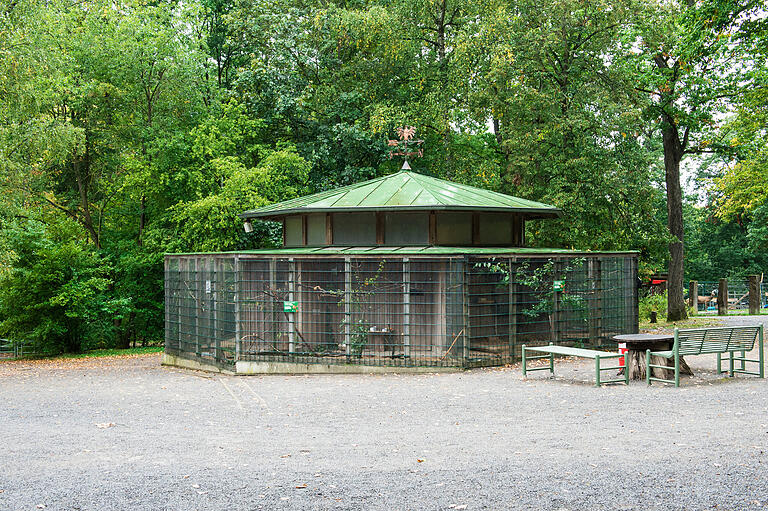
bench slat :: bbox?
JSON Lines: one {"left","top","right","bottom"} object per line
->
{"left": 676, "top": 326, "right": 759, "bottom": 356}
{"left": 523, "top": 346, "right": 620, "bottom": 359}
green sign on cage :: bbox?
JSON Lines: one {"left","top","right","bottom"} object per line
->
{"left": 553, "top": 280, "right": 565, "bottom": 292}
{"left": 283, "top": 301, "right": 298, "bottom": 312}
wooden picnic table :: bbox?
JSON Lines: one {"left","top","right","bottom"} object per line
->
{"left": 613, "top": 333, "right": 694, "bottom": 380}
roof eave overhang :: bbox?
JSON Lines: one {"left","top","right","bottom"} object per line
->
{"left": 239, "top": 205, "right": 563, "bottom": 221}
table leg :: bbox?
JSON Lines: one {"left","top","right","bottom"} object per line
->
{"left": 679, "top": 357, "right": 693, "bottom": 376}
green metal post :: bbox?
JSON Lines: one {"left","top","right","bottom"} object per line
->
{"left": 729, "top": 349, "right": 734, "bottom": 377}
{"left": 595, "top": 355, "right": 601, "bottom": 387}
{"left": 717, "top": 353, "right": 722, "bottom": 374}
{"left": 462, "top": 256, "right": 470, "bottom": 365}
{"left": 674, "top": 328, "right": 680, "bottom": 387}
{"left": 645, "top": 349, "right": 651, "bottom": 386}
{"left": 403, "top": 257, "right": 410, "bottom": 358}
{"left": 194, "top": 258, "right": 200, "bottom": 357}
{"left": 521, "top": 344, "right": 527, "bottom": 376}
{"left": 289, "top": 257, "right": 297, "bottom": 355}
{"left": 549, "top": 341, "right": 554, "bottom": 374}
{"left": 269, "top": 258, "right": 277, "bottom": 347}
{"left": 344, "top": 257, "right": 351, "bottom": 358}
{"left": 234, "top": 255, "right": 240, "bottom": 363}
{"left": 759, "top": 326, "right": 764, "bottom": 379}
{"left": 552, "top": 258, "right": 561, "bottom": 345}
{"left": 214, "top": 257, "right": 221, "bottom": 364}
{"left": 508, "top": 257, "right": 518, "bottom": 360}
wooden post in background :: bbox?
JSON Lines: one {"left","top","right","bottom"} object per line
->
{"left": 718, "top": 278, "right": 728, "bottom": 316}
{"left": 689, "top": 280, "right": 698, "bottom": 312}
{"left": 749, "top": 275, "right": 759, "bottom": 315}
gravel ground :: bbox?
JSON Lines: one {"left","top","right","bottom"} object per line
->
{"left": 0, "top": 317, "right": 767, "bottom": 511}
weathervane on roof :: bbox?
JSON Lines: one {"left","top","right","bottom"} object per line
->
{"left": 388, "top": 126, "right": 424, "bottom": 170}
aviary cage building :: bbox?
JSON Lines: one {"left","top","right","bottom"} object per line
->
{"left": 163, "top": 171, "right": 638, "bottom": 373}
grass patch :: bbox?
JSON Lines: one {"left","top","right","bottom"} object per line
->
{"left": 639, "top": 315, "right": 725, "bottom": 332}
{"left": 710, "top": 309, "right": 768, "bottom": 316}
{"left": 58, "top": 347, "right": 164, "bottom": 359}
{"left": 1, "top": 346, "right": 163, "bottom": 363}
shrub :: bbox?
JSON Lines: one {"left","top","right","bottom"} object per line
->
{"left": 0, "top": 219, "right": 129, "bottom": 354}
{"left": 639, "top": 291, "right": 667, "bottom": 322}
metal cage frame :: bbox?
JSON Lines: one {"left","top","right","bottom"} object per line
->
{"left": 164, "top": 252, "right": 638, "bottom": 371}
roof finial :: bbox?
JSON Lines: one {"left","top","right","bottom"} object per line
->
{"left": 388, "top": 126, "right": 423, "bottom": 171}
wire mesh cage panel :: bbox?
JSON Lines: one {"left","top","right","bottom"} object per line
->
{"left": 164, "top": 256, "right": 237, "bottom": 367}
{"left": 693, "top": 280, "right": 757, "bottom": 312}
{"left": 165, "top": 252, "right": 638, "bottom": 370}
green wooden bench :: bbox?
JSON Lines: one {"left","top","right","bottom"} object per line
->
{"left": 521, "top": 343, "right": 629, "bottom": 387}
{"left": 646, "top": 325, "right": 764, "bottom": 387}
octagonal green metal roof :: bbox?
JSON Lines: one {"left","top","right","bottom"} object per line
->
{"left": 240, "top": 170, "right": 561, "bottom": 219}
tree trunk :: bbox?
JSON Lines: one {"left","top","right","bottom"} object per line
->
{"left": 137, "top": 195, "right": 146, "bottom": 246}
{"left": 748, "top": 275, "right": 760, "bottom": 315}
{"left": 73, "top": 156, "right": 101, "bottom": 249}
{"left": 493, "top": 117, "right": 502, "bottom": 147}
{"left": 662, "top": 122, "right": 687, "bottom": 321}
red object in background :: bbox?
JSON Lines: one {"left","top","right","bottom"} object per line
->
{"left": 618, "top": 343, "right": 628, "bottom": 367}
{"left": 651, "top": 279, "right": 665, "bottom": 285}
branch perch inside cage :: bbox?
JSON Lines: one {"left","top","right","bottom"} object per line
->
{"left": 441, "top": 329, "right": 465, "bottom": 361}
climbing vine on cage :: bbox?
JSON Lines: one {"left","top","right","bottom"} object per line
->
{"left": 333, "top": 260, "right": 388, "bottom": 357}
{"left": 514, "top": 258, "right": 587, "bottom": 341}
{"left": 476, "top": 257, "right": 587, "bottom": 343}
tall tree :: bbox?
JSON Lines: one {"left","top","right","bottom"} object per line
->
{"left": 712, "top": 9, "right": 768, "bottom": 253}
{"left": 627, "top": 0, "right": 764, "bottom": 320}
{"left": 459, "top": 0, "right": 668, "bottom": 261}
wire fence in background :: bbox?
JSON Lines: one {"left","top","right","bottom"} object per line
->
{"left": 692, "top": 279, "right": 767, "bottom": 312}
{"left": 164, "top": 253, "right": 638, "bottom": 370}
{"left": 0, "top": 340, "right": 38, "bottom": 359}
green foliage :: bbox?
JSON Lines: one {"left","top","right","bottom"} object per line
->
{"left": 333, "top": 261, "right": 388, "bottom": 357}
{"left": 684, "top": 204, "right": 768, "bottom": 281}
{"left": 169, "top": 149, "right": 310, "bottom": 252}
{"left": 639, "top": 292, "right": 667, "bottom": 323}
{"left": 514, "top": 259, "right": 586, "bottom": 322}
{"left": 477, "top": 257, "right": 587, "bottom": 338}
{"left": 691, "top": 9, "right": 768, "bottom": 274}
{"left": 711, "top": 61, "right": 768, "bottom": 254}
{"left": 58, "top": 346, "right": 164, "bottom": 359}
{"left": 190, "top": 101, "right": 267, "bottom": 176}
{"left": 0, "top": 219, "right": 129, "bottom": 354}
{"left": 1, "top": 0, "right": 765, "bottom": 352}
{"left": 459, "top": 0, "right": 668, "bottom": 256}
{"left": 108, "top": 243, "right": 165, "bottom": 348}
